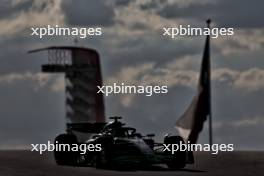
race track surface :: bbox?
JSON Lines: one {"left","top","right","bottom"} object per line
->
{"left": 0, "top": 150, "right": 263, "bottom": 176}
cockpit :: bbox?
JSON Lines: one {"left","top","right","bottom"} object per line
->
{"left": 101, "top": 117, "right": 140, "bottom": 138}
{"left": 109, "top": 127, "right": 136, "bottom": 137}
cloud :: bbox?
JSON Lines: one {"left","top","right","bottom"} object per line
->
{"left": 0, "top": 72, "right": 50, "bottom": 89}
{"left": 107, "top": 60, "right": 264, "bottom": 107}
{"left": 107, "top": 63, "right": 155, "bottom": 85}
{"left": 106, "top": 60, "right": 197, "bottom": 107}
{"left": 156, "top": 0, "right": 264, "bottom": 28}
{"left": 214, "top": 116, "right": 264, "bottom": 130}
{"left": 233, "top": 68, "right": 264, "bottom": 92}
{"left": 213, "top": 29, "right": 264, "bottom": 55}
{"left": 0, "top": 0, "right": 64, "bottom": 37}
{"left": 213, "top": 68, "right": 264, "bottom": 92}
{"left": 114, "top": 0, "right": 135, "bottom": 7}
{"left": 49, "top": 76, "right": 64, "bottom": 92}
{"left": 231, "top": 116, "right": 264, "bottom": 128}
{"left": 0, "top": 0, "right": 33, "bottom": 19}
{"left": 0, "top": 72, "right": 65, "bottom": 149}
{"left": 213, "top": 116, "right": 264, "bottom": 150}
{"left": 0, "top": 72, "right": 64, "bottom": 92}
{"left": 109, "top": 60, "right": 264, "bottom": 92}
{"left": 61, "top": 0, "right": 115, "bottom": 26}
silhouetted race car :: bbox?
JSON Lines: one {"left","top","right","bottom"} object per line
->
{"left": 54, "top": 117, "right": 188, "bottom": 170}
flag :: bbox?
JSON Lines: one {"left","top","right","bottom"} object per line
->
{"left": 176, "top": 22, "right": 211, "bottom": 144}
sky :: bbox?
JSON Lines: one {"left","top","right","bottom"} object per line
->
{"left": 0, "top": 0, "right": 264, "bottom": 150}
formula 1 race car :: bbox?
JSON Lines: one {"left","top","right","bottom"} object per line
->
{"left": 54, "top": 117, "right": 188, "bottom": 170}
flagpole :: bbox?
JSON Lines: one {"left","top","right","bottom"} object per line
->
{"left": 207, "top": 19, "right": 213, "bottom": 146}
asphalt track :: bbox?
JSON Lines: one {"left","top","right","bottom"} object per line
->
{"left": 0, "top": 151, "right": 263, "bottom": 176}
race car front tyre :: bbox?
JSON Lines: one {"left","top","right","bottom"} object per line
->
{"left": 54, "top": 133, "right": 79, "bottom": 166}
{"left": 164, "top": 135, "right": 186, "bottom": 170}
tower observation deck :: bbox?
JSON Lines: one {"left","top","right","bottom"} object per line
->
{"left": 29, "top": 46, "right": 105, "bottom": 138}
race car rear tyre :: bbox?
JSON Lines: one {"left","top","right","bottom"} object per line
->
{"left": 54, "top": 134, "right": 79, "bottom": 166}
{"left": 164, "top": 135, "right": 186, "bottom": 170}
{"left": 95, "top": 149, "right": 107, "bottom": 169}
{"left": 95, "top": 139, "right": 113, "bottom": 169}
